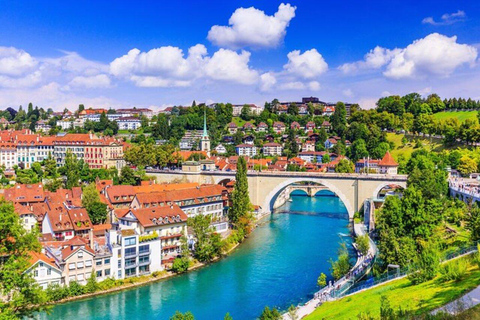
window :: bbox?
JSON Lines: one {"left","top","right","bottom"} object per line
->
{"left": 105, "top": 269, "right": 111, "bottom": 276}
{"left": 77, "top": 274, "right": 85, "bottom": 281}
{"left": 34, "top": 270, "right": 38, "bottom": 277}
{"left": 124, "top": 237, "right": 136, "bottom": 246}
{"left": 96, "top": 270, "right": 102, "bottom": 278}
{"left": 139, "top": 256, "right": 149, "bottom": 264}
{"left": 96, "top": 260, "right": 102, "bottom": 266}
{"left": 47, "top": 268, "right": 51, "bottom": 276}
{"left": 69, "top": 275, "right": 76, "bottom": 282}
{"left": 139, "top": 245, "right": 149, "bottom": 254}
{"left": 125, "top": 257, "right": 136, "bottom": 268}
{"left": 125, "top": 268, "right": 136, "bottom": 277}
{"left": 85, "top": 260, "right": 92, "bottom": 267}
{"left": 78, "top": 251, "right": 83, "bottom": 258}
{"left": 125, "top": 247, "right": 136, "bottom": 257}
{"left": 104, "top": 258, "right": 110, "bottom": 265}
{"left": 69, "top": 263, "right": 76, "bottom": 270}
{"left": 118, "top": 270, "right": 121, "bottom": 278}
{"left": 77, "top": 261, "right": 84, "bottom": 269}
{"left": 118, "top": 261, "right": 121, "bottom": 268}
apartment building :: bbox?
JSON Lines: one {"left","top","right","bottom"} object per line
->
{"left": 262, "top": 142, "right": 283, "bottom": 156}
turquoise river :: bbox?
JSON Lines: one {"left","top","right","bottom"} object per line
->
{"left": 39, "top": 191, "right": 350, "bottom": 320}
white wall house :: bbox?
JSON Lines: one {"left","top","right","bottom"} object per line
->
{"left": 235, "top": 144, "right": 257, "bottom": 157}
{"left": 25, "top": 252, "right": 62, "bottom": 289}
{"left": 117, "top": 117, "right": 142, "bottom": 131}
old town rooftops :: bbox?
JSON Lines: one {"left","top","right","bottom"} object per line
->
{"left": 133, "top": 184, "right": 227, "bottom": 208}
{"left": 4, "top": 183, "right": 45, "bottom": 203}
{"left": 125, "top": 205, "right": 187, "bottom": 228}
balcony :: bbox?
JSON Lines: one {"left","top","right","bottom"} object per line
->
{"left": 138, "top": 259, "right": 150, "bottom": 266}
{"left": 124, "top": 250, "right": 137, "bottom": 258}
{"left": 138, "top": 248, "right": 151, "bottom": 256}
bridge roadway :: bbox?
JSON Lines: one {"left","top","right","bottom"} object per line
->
{"left": 147, "top": 169, "right": 408, "bottom": 219}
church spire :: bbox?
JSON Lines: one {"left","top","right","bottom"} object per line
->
{"left": 203, "top": 108, "right": 208, "bottom": 137}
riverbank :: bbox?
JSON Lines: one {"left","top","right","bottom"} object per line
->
{"left": 305, "top": 254, "right": 480, "bottom": 319}
{"left": 41, "top": 211, "right": 276, "bottom": 306}
{"left": 286, "top": 222, "right": 374, "bottom": 319}
{"left": 39, "top": 195, "right": 350, "bottom": 320}
{"left": 43, "top": 237, "right": 243, "bottom": 306}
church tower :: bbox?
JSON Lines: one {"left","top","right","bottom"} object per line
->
{"left": 200, "top": 109, "right": 210, "bottom": 156}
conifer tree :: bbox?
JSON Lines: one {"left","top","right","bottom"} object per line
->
{"left": 229, "top": 157, "right": 250, "bottom": 225}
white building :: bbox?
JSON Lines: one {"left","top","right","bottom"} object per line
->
{"left": 25, "top": 252, "right": 63, "bottom": 289}
{"left": 262, "top": 143, "right": 283, "bottom": 156}
{"left": 35, "top": 120, "right": 51, "bottom": 133}
{"left": 214, "top": 144, "right": 227, "bottom": 154}
{"left": 0, "top": 142, "right": 17, "bottom": 169}
{"left": 117, "top": 117, "right": 142, "bottom": 131}
{"left": 235, "top": 144, "right": 257, "bottom": 157}
{"left": 107, "top": 228, "right": 163, "bottom": 278}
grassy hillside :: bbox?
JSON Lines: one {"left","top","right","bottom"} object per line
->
{"left": 433, "top": 111, "right": 478, "bottom": 123}
{"left": 305, "top": 257, "right": 480, "bottom": 319}
{"left": 387, "top": 132, "right": 445, "bottom": 160}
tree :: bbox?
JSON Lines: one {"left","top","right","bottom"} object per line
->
{"left": 317, "top": 273, "right": 327, "bottom": 287}
{"left": 240, "top": 105, "right": 251, "bottom": 121}
{"left": 329, "top": 243, "right": 351, "bottom": 280}
{"left": 229, "top": 157, "right": 251, "bottom": 228}
{"left": 259, "top": 306, "right": 282, "bottom": 320}
{"left": 119, "top": 166, "right": 138, "bottom": 185}
{"left": 408, "top": 241, "right": 440, "bottom": 284}
{"left": 171, "top": 236, "right": 190, "bottom": 273}
{"left": 82, "top": 184, "right": 108, "bottom": 224}
{"left": 0, "top": 200, "right": 48, "bottom": 318}
{"left": 63, "top": 150, "right": 80, "bottom": 189}
{"left": 188, "top": 215, "right": 222, "bottom": 262}
{"left": 331, "top": 102, "right": 347, "bottom": 137}
{"left": 85, "top": 271, "right": 98, "bottom": 293}
{"left": 349, "top": 139, "right": 369, "bottom": 162}
{"left": 355, "top": 234, "right": 370, "bottom": 256}
{"left": 170, "top": 311, "right": 195, "bottom": 320}
{"left": 335, "top": 159, "right": 354, "bottom": 173}
{"left": 322, "top": 153, "right": 331, "bottom": 163}
{"left": 458, "top": 155, "right": 477, "bottom": 176}
{"left": 224, "top": 313, "right": 233, "bottom": 320}
{"left": 467, "top": 205, "right": 480, "bottom": 241}
{"left": 287, "top": 305, "right": 298, "bottom": 320}
{"left": 44, "top": 153, "right": 58, "bottom": 179}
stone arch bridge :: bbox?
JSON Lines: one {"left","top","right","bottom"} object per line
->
{"left": 147, "top": 170, "right": 407, "bottom": 219}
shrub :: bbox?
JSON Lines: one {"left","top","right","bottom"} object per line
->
{"left": 441, "top": 259, "right": 467, "bottom": 282}
{"left": 68, "top": 281, "right": 85, "bottom": 296}
{"left": 139, "top": 231, "right": 159, "bottom": 243}
{"left": 85, "top": 271, "right": 99, "bottom": 293}
{"left": 355, "top": 235, "right": 370, "bottom": 256}
{"left": 171, "top": 257, "right": 190, "bottom": 273}
{"left": 45, "top": 283, "right": 69, "bottom": 302}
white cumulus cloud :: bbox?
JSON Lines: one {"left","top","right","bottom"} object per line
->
{"left": 283, "top": 49, "right": 328, "bottom": 79}
{"left": 68, "top": 74, "right": 111, "bottom": 89}
{"left": 207, "top": 3, "right": 296, "bottom": 49}
{"left": 204, "top": 49, "right": 258, "bottom": 84}
{"left": 384, "top": 33, "right": 477, "bottom": 79}
{"left": 339, "top": 33, "right": 477, "bottom": 79}
{"left": 259, "top": 72, "right": 277, "bottom": 92}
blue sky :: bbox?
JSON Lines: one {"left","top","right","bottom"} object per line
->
{"left": 0, "top": 0, "right": 478, "bottom": 110}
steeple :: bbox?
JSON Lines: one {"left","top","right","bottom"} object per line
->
{"left": 200, "top": 107, "right": 210, "bottom": 155}
{"left": 203, "top": 108, "right": 208, "bottom": 137}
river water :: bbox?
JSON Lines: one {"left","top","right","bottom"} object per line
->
{"left": 39, "top": 191, "right": 350, "bottom": 320}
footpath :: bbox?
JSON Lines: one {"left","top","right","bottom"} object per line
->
{"left": 284, "top": 223, "right": 376, "bottom": 319}
{"left": 432, "top": 285, "right": 480, "bottom": 315}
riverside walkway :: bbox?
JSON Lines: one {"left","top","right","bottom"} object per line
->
{"left": 285, "top": 223, "right": 377, "bottom": 319}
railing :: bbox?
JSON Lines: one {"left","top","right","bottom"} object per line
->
{"left": 138, "top": 248, "right": 151, "bottom": 255}
{"left": 146, "top": 168, "right": 408, "bottom": 181}
{"left": 340, "top": 241, "right": 479, "bottom": 298}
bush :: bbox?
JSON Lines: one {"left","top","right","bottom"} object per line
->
{"left": 139, "top": 231, "right": 159, "bottom": 243}
{"left": 98, "top": 278, "right": 118, "bottom": 290}
{"left": 85, "top": 271, "right": 99, "bottom": 293}
{"left": 408, "top": 243, "right": 440, "bottom": 284}
{"left": 171, "top": 257, "right": 190, "bottom": 274}
{"left": 355, "top": 235, "right": 370, "bottom": 256}
{"left": 441, "top": 259, "right": 467, "bottom": 282}
{"left": 68, "top": 281, "right": 85, "bottom": 296}
{"left": 45, "top": 283, "right": 69, "bottom": 302}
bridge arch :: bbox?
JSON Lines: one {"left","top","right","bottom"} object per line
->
{"left": 373, "top": 182, "right": 406, "bottom": 199}
{"left": 262, "top": 177, "right": 355, "bottom": 219}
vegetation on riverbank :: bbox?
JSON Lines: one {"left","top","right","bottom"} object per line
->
{"left": 305, "top": 255, "right": 480, "bottom": 319}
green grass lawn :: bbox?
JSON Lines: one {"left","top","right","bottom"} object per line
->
{"left": 387, "top": 132, "right": 445, "bottom": 161}
{"left": 305, "top": 257, "right": 480, "bottom": 320}
{"left": 433, "top": 111, "right": 478, "bottom": 123}
{"left": 232, "top": 117, "right": 254, "bottom": 127}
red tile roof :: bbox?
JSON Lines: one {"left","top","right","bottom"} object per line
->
{"left": 127, "top": 205, "right": 187, "bottom": 228}
{"left": 379, "top": 151, "right": 398, "bottom": 167}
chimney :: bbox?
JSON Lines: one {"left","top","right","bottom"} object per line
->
{"left": 89, "top": 228, "right": 94, "bottom": 249}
